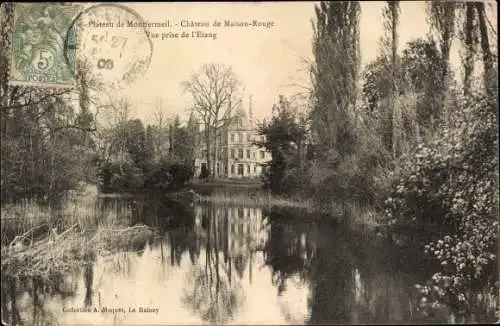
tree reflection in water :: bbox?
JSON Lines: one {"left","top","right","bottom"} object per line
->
{"left": 263, "top": 207, "right": 316, "bottom": 297}
{"left": 182, "top": 204, "right": 245, "bottom": 324}
{"left": 1, "top": 271, "right": 81, "bottom": 326}
{"left": 262, "top": 206, "right": 428, "bottom": 324}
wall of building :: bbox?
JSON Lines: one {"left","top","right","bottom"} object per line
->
{"left": 194, "top": 113, "right": 271, "bottom": 179}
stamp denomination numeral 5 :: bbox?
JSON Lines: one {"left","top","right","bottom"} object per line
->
{"left": 97, "top": 58, "right": 114, "bottom": 69}
{"left": 36, "top": 50, "right": 54, "bottom": 71}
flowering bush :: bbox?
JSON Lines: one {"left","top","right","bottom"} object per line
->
{"left": 384, "top": 92, "right": 499, "bottom": 321}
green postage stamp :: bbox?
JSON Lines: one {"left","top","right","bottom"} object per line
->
{"left": 9, "top": 3, "right": 81, "bottom": 87}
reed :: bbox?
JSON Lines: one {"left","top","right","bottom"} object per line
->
{"left": 1, "top": 196, "right": 154, "bottom": 280}
{"left": 322, "top": 200, "right": 387, "bottom": 229}
{"left": 1, "top": 223, "right": 156, "bottom": 280}
{"left": 205, "top": 189, "right": 314, "bottom": 209}
{"left": 204, "top": 189, "right": 386, "bottom": 229}
{"left": 0, "top": 196, "right": 133, "bottom": 244}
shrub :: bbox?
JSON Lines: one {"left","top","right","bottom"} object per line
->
{"left": 98, "top": 160, "right": 145, "bottom": 193}
{"left": 145, "top": 161, "right": 194, "bottom": 191}
{"left": 384, "top": 92, "right": 499, "bottom": 320}
{"left": 168, "top": 163, "right": 194, "bottom": 190}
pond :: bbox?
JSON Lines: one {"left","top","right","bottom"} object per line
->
{"left": 0, "top": 195, "right": 493, "bottom": 325}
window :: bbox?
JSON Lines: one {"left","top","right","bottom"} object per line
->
{"left": 252, "top": 151, "right": 256, "bottom": 159}
{"left": 260, "top": 151, "right": 265, "bottom": 159}
{"left": 231, "top": 149, "right": 235, "bottom": 158}
{"left": 231, "top": 164, "right": 235, "bottom": 174}
{"left": 237, "top": 164, "right": 244, "bottom": 176}
{"left": 230, "top": 133, "right": 234, "bottom": 142}
{"left": 235, "top": 133, "right": 239, "bottom": 142}
{"left": 247, "top": 165, "right": 250, "bottom": 174}
{"left": 253, "top": 166, "right": 257, "bottom": 173}
{"left": 224, "top": 164, "right": 228, "bottom": 174}
{"left": 246, "top": 149, "right": 250, "bottom": 159}
{"left": 238, "top": 207, "right": 244, "bottom": 218}
{"left": 238, "top": 148, "right": 243, "bottom": 158}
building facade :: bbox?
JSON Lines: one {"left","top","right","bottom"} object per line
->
{"left": 194, "top": 97, "right": 271, "bottom": 179}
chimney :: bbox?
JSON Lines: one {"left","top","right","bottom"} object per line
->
{"left": 248, "top": 95, "right": 253, "bottom": 126}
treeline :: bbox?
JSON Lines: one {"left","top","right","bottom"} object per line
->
{"left": 256, "top": 1, "right": 498, "bottom": 322}
{"left": 0, "top": 4, "right": 200, "bottom": 201}
{"left": 96, "top": 112, "right": 198, "bottom": 193}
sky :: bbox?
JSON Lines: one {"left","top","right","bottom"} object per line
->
{"left": 80, "top": 1, "right": 497, "bottom": 124}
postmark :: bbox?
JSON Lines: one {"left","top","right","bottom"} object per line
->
{"left": 65, "top": 3, "right": 153, "bottom": 91}
{"left": 9, "top": 3, "right": 81, "bottom": 87}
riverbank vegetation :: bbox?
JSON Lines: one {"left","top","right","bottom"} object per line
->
{"left": 1, "top": 195, "right": 157, "bottom": 283}
{"left": 252, "top": 1, "right": 498, "bottom": 322}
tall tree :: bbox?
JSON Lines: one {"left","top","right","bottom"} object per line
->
{"left": 257, "top": 96, "right": 309, "bottom": 195}
{"left": 381, "top": 0, "right": 401, "bottom": 157}
{"left": 310, "top": 1, "right": 361, "bottom": 157}
{"left": 461, "top": 3, "right": 479, "bottom": 96}
{"left": 475, "top": 2, "right": 496, "bottom": 103}
{"left": 426, "top": 0, "right": 457, "bottom": 125}
{"left": 362, "top": 38, "right": 444, "bottom": 146}
{"left": 151, "top": 99, "right": 169, "bottom": 161}
{"left": 183, "top": 63, "right": 244, "bottom": 178}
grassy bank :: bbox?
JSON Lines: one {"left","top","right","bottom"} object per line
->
{"left": 188, "top": 178, "right": 263, "bottom": 195}
{"left": 199, "top": 185, "right": 387, "bottom": 229}
{"left": 203, "top": 189, "right": 313, "bottom": 209}
{"left": 1, "top": 198, "right": 157, "bottom": 280}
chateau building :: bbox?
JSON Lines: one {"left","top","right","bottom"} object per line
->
{"left": 194, "top": 96, "right": 271, "bottom": 178}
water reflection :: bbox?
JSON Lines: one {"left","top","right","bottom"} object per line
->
{"left": 2, "top": 196, "right": 489, "bottom": 325}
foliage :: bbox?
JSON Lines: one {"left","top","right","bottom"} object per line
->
{"left": 1, "top": 92, "right": 96, "bottom": 204}
{"left": 98, "top": 158, "right": 145, "bottom": 193}
{"left": 170, "top": 115, "right": 197, "bottom": 166}
{"left": 165, "top": 162, "right": 195, "bottom": 191}
{"left": 311, "top": 1, "right": 361, "bottom": 155}
{"left": 145, "top": 160, "right": 194, "bottom": 192}
{"left": 199, "top": 164, "right": 210, "bottom": 180}
{"left": 257, "top": 96, "right": 310, "bottom": 196}
{"left": 384, "top": 91, "right": 499, "bottom": 320}
{"left": 361, "top": 38, "right": 447, "bottom": 146}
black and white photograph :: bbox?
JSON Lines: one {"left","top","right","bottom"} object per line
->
{"left": 0, "top": 1, "right": 498, "bottom": 325}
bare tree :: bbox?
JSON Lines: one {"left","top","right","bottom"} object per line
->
{"left": 151, "top": 98, "right": 169, "bottom": 161}
{"left": 94, "top": 96, "right": 133, "bottom": 169}
{"left": 182, "top": 63, "right": 245, "bottom": 178}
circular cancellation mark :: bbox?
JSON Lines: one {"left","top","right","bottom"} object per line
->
{"left": 64, "top": 3, "right": 153, "bottom": 90}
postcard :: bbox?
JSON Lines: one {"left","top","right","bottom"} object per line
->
{"left": 0, "top": 1, "right": 498, "bottom": 325}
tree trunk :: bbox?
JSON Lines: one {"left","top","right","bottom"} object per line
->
{"left": 390, "top": 1, "right": 400, "bottom": 158}
{"left": 205, "top": 125, "right": 211, "bottom": 179}
{"left": 476, "top": 2, "right": 496, "bottom": 101}
{"left": 212, "top": 127, "right": 218, "bottom": 178}
{"left": 463, "top": 3, "right": 476, "bottom": 96}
